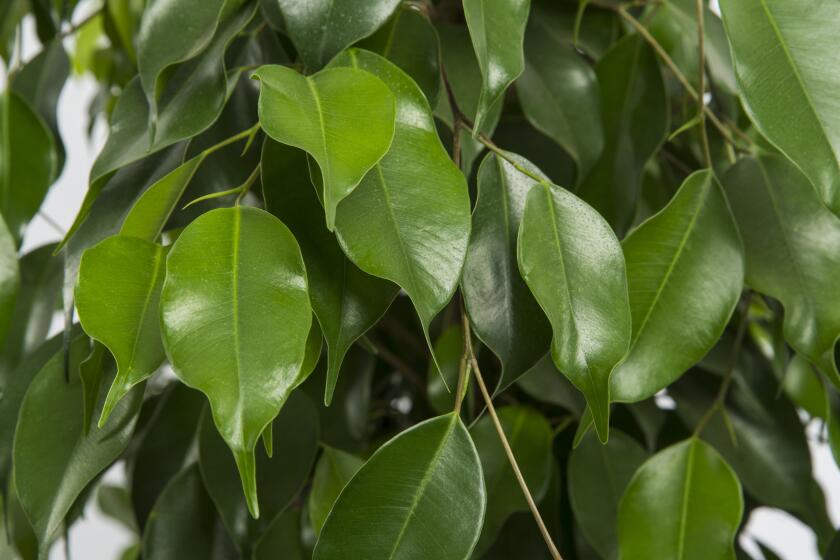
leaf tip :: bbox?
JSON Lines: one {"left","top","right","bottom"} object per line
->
{"left": 232, "top": 447, "right": 260, "bottom": 519}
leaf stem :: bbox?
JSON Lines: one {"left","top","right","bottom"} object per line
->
{"left": 453, "top": 302, "right": 471, "bottom": 415}
{"left": 202, "top": 122, "right": 262, "bottom": 158}
{"left": 695, "top": 0, "right": 712, "bottom": 167}
{"left": 234, "top": 163, "right": 262, "bottom": 205}
{"left": 467, "top": 126, "right": 550, "bottom": 186}
{"left": 462, "top": 309, "right": 563, "bottom": 560}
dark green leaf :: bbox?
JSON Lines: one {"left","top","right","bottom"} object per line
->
{"left": 427, "top": 325, "right": 464, "bottom": 414}
{"left": 252, "top": 510, "right": 306, "bottom": 560}
{"left": 517, "top": 354, "right": 586, "bottom": 415}
{"left": 307, "top": 446, "right": 364, "bottom": 537}
{"left": 0, "top": 214, "right": 18, "bottom": 346}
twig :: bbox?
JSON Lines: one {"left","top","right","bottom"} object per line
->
{"left": 454, "top": 303, "right": 471, "bottom": 415}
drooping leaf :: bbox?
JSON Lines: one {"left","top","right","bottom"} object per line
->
{"left": 0, "top": 91, "right": 57, "bottom": 242}
{"left": 141, "top": 465, "right": 237, "bottom": 560}
{"left": 463, "top": 0, "right": 531, "bottom": 133}
{"left": 360, "top": 4, "right": 441, "bottom": 105}
{"left": 722, "top": 155, "right": 840, "bottom": 387}
{"left": 469, "top": 406, "right": 553, "bottom": 556}
{"left": 130, "top": 382, "right": 206, "bottom": 530}
{"left": 611, "top": 170, "right": 744, "bottom": 402}
{"left": 254, "top": 65, "right": 396, "bottom": 230}
{"left": 719, "top": 0, "right": 840, "bottom": 213}
{"left": 272, "top": 0, "right": 401, "bottom": 69}
{"left": 76, "top": 236, "right": 167, "bottom": 425}
{"left": 517, "top": 165, "right": 631, "bottom": 441}
{"left": 427, "top": 325, "right": 464, "bottom": 414}
{"left": 313, "top": 413, "right": 485, "bottom": 559}
{"left": 569, "top": 430, "right": 648, "bottom": 560}
{"left": 160, "top": 206, "right": 312, "bottom": 518}
{"left": 617, "top": 438, "right": 743, "bottom": 559}
{"left": 261, "top": 138, "right": 397, "bottom": 404}
{"left": 462, "top": 153, "right": 551, "bottom": 392}
{"left": 0, "top": 214, "right": 18, "bottom": 346}
{"left": 577, "top": 34, "right": 668, "bottom": 236}
{"left": 307, "top": 446, "right": 364, "bottom": 537}
{"left": 328, "top": 49, "right": 471, "bottom": 362}
{"left": 198, "top": 391, "right": 318, "bottom": 554}
{"left": 517, "top": 13, "right": 603, "bottom": 181}
{"left": 13, "top": 336, "right": 143, "bottom": 548}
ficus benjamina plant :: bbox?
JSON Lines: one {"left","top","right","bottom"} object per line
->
{"left": 1, "top": 0, "right": 840, "bottom": 558}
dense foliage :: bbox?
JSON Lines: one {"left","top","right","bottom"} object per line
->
{"left": 1, "top": 0, "right": 839, "bottom": 558}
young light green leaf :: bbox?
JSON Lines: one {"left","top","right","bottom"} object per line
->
{"left": 577, "top": 34, "right": 668, "bottom": 236}
{"left": 719, "top": 0, "right": 840, "bottom": 213}
{"left": 617, "top": 438, "right": 743, "bottom": 560}
{"left": 611, "top": 170, "right": 744, "bottom": 403}
{"left": 272, "top": 0, "right": 401, "bottom": 69}
{"left": 261, "top": 138, "right": 397, "bottom": 405}
{"left": 198, "top": 392, "right": 319, "bottom": 554}
{"left": 464, "top": 0, "right": 531, "bottom": 134}
{"left": 469, "top": 406, "right": 553, "bottom": 556}
{"left": 517, "top": 172, "right": 631, "bottom": 442}
{"left": 0, "top": 90, "right": 57, "bottom": 242}
{"left": 722, "top": 155, "right": 840, "bottom": 387}
{"left": 76, "top": 236, "right": 167, "bottom": 426}
{"left": 313, "top": 413, "right": 485, "bottom": 560}
{"left": 0, "top": 214, "right": 18, "bottom": 345}
{"left": 160, "top": 206, "right": 312, "bottom": 519}
{"left": 308, "top": 446, "right": 364, "bottom": 537}
{"left": 517, "top": 16, "right": 603, "bottom": 181}
{"left": 569, "top": 430, "right": 648, "bottom": 560}
{"left": 254, "top": 65, "right": 396, "bottom": 230}
{"left": 13, "top": 336, "right": 143, "bottom": 548}
{"left": 328, "top": 49, "right": 471, "bottom": 364}
{"left": 462, "top": 153, "right": 551, "bottom": 392}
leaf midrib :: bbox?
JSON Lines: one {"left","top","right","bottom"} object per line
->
{"left": 123, "top": 246, "right": 165, "bottom": 377}
{"left": 676, "top": 440, "right": 698, "bottom": 560}
{"left": 231, "top": 208, "right": 244, "bottom": 441}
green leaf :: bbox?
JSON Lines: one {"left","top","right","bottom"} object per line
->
{"left": 360, "top": 4, "right": 441, "bottom": 105}
{"left": 517, "top": 15, "right": 603, "bottom": 181}
{"left": 569, "top": 430, "right": 648, "bottom": 560}
{"left": 313, "top": 413, "right": 485, "bottom": 559}
{"left": 130, "top": 382, "right": 206, "bottom": 530}
{"left": 722, "top": 155, "right": 840, "bottom": 387}
{"left": 426, "top": 325, "right": 464, "bottom": 414}
{"left": 261, "top": 138, "right": 397, "bottom": 404}
{"left": 0, "top": 90, "right": 57, "bottom": 242}
{"left": 141, "top": 465, "right": 237, "bottom": 560}
{"left": 0, "top": 214, "right": 18, "bottom": 346}
{"left": 719, "top": 0, "right": 840, "bottom": 213}
{"left": 272, "top": 0, "right": 401, "bottom": 69}
{"left": 13, "top": 336, "right": 143, "bottom": 548}
{"left": 516, "top": 354, "right": 586, "bottom": 415}
{"left": 198, "top": 392, "right": 319, "bottom": 553}
{"left": 252, "top": 510, "right": 306, "bottom": 560}
{"left": 577, "top": 34, "right": 668, "bottom": 236}
{"left": 617, "top": 438, "right": 743, "bottom": 560}
{"left": 307, "top": 446, "right": 364, "bottom": 537}
{"left": 462, "top": 153, "right": 551, "bottom": 392}
{"left": 611, "top": 170, "right": 744, "bottom": 402}
{"left": 463, "top": 0, "right": 531, "bottom": 134}
{"left": 469, "top": 406, "right": 553, "bottom": 556}
{"left": 97, "top": 484, "right": 137, "bottom": 532}
{"left": 160, "top": 206, "right": 312, "bottom": 519}
{"left": 327, "top": 49, "right": 471, "bottom": 363}
{"left": 517, "top": 165, "right": 631, "bottom": 441}
{"left": 254, "top": 65, "right": 396, "bottom": 230}
{"left": 76, "top": 236, "right": 168, "bottom": 425}
{"left": 78, "top": 340, "right": 107, "bottom": 434}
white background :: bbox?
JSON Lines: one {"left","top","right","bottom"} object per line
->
{"left": 1, "top": 5, "right": 838, "bottom": 559}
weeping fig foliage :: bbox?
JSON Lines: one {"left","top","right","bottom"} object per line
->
{"left": 3, "top": 0, "right": 840, "bottom": 558}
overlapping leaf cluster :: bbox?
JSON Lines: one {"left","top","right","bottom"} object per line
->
{"left": 2, "top": 0, "right": 840, "bottom": 558}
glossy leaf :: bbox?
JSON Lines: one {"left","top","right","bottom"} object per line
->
{"left": 328, "top": 49, "right": 471, "bottom": 361}
{"left": 199, "top": 392, "right": 318, "bottom": 553}
{"left": 254, "top": 65, "right": 396, "bottom": 230}
{"left": 611, "top": 170, "right": 744, "bottom": 402}
{"left": 463, "top": 0, "right": 531, "bottom": 133}
{"left": 517, "top": 15, "right": 603, "bottom": 181}
{"left": 0, "top": 214, "right": 18, "bottom": 346}
{"left": 261, "top": 138, "right": 397, "bottom": 404}
{"left": 617, "top": 438, "right": 743, "bottom": 560}
{"left": 518, "top": 169, "right": 631, "bottom": 441}
{"left": 577, "top": 34, "right": 668, "bottom": 235}
{"left": 273, "top": 0, "right": 401, "bottom": 69}
{"left": 13, "top": 336, "right": 143, "bottom": 547}
{"left": 313, "top": 414, "right": 485, "bottom": 559}
{"left": 308, "top": 446, "right": 364, "bottom": 537}
{"left": 569, "top": 430, "right": 647, "bottom": 560}
{"left": 161, "top": 206, "right": 311, "bottom": 518}
{"left": 0, "top": 91, "right": 57, "bottom": 242}
{"left": 462, "top": 153, "right": 551, "bottom": 392}
{"left": 722, "top": 155, "right": 840, "bottom": 387}
{"left": 517, "top": 354, "right": 586, "bottom": 415}
{"left": 470, "top": 406, "right": 553, "bottom": 556}
{"left": 426, "top": 325, "right": 464, "bottom": 414}
{"left": 719, "top": 0, "right": 840, "bottom": 213}
{"left": 76, "top": 236, "right": 167, "bottom": 425}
